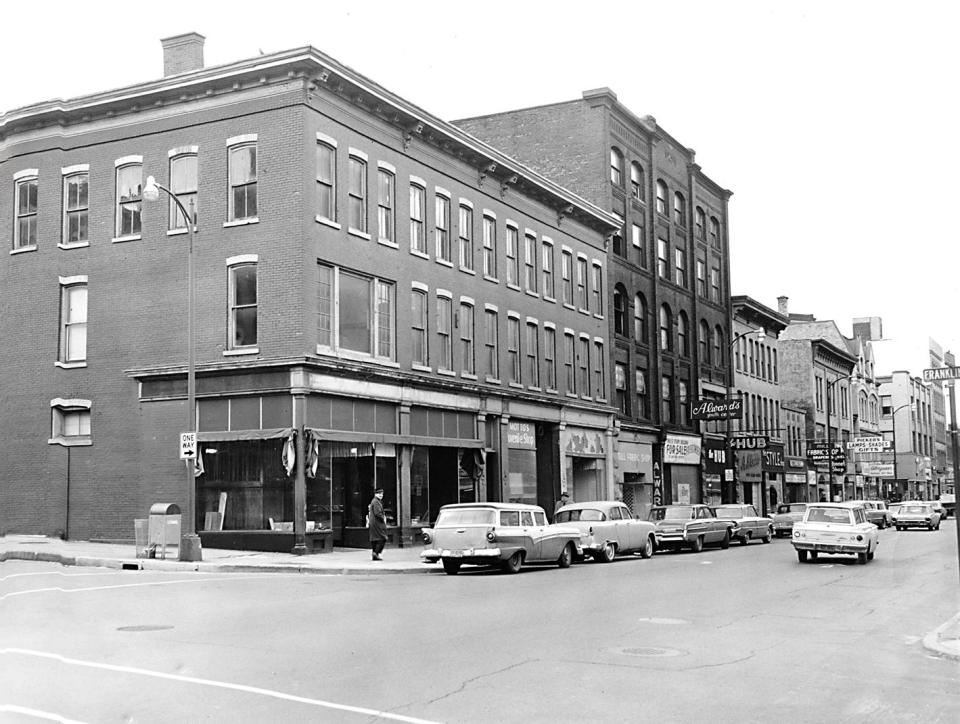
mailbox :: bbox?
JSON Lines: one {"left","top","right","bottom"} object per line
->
{"left": 148, "top": 503, "right": 182, "bottom": 559}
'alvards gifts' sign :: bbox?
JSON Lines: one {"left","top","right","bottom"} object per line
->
{"left": 691, "top": 397, "right": 743, "bottom": 421}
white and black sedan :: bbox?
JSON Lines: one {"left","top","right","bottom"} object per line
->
{"left": 554, "top": 501, "right": 657, "bottom": 562}
{"left": 710, "top": 504, "right": 773, "bottom": 545}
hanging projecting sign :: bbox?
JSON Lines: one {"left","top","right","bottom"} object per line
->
{"left": 663, "top": 434, "right": 701, "bottom": 464}
{"left": 922, "top": 366, "right": 960, "bottom": 382}
{"left": 690, "top": 397, "right": 743, "bottom": 421}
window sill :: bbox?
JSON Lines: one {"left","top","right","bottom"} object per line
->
{"left": 461, "top": 373, "right": 478, "bottom": 380}
{"left": 459, "top": 266, "right": 476, "bottom": 275}
{"left": 223, "top": 217, "right": 259, "bottom": 228}
{"left": 58, "top": 241, "right": 89, "bottom": 250}
{"left": 166, "top": 227, "right": 197, "bottom": 237}
{"left": 528, "top": 386, "right": 543, "bottom": 393}
{"left": 55, "top": 361, "right": 87, "bottom": 369}
{"left": 348, "top": 228, "right": 371, "bottom": 241}
{"left": 484, "top": 275, "right": 500, "bottom": 284}
{"left": 48, "top": 436, "right": 92, "bottom": 447}
{"left": 112, "top": 235, "right": 141, "bottom": 244}
{"left": 506, "top": 283, "right": 522, "bottom": 292}
{"left": 223, "top": 347, "right": 259, "bottom": 356}
{"left": 435, "top": 258, "right": 454, "bottom": 268}
{"left": 525, "top": 290, "right": 540, "bottom": 299}
{"left": 485, "top": 377, "right": 501, "bottom": 385}
{"left": 578, "top": 308, "right": 590, "bottom": 315}
{"left": 10, "top": 245, "right": 38, "bottom": 255}
{"left": 566, "top": 392, "right": 579, "bottom": 399}
{"left": 437, "top": 369, "right": 456, "bottom": 377}
{"left": 594, "top": 313, "right": 605, "bottom": 320}
{"left": 378, "top": 238, "right": 399, "bottom": 249}
{"left": 509, "top": 382, "right": 525, "bottom": 390}
{"left": 412, "top": 363, "right": 433, "bottom": 372}
{"left": 543, "top": 295, "right": 557, "bottom": 304}
{"left": 315, "top": 347, "right": 399, "bottom": 367}
{"left": 410, "top": 249, "right": 430, "bottom": 260}
{"left": 563, "top": 302, "right": 576, "bottom": 311}
{"left": 316, "top": 216, "right": 341, "bottom": 230}
{"left": 545, "top": 387, "right": 558, "bottom": 394}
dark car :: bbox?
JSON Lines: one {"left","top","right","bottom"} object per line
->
{"left": 711, "top": 504, "right": 774, "bottom": 545}
{"left": 648, "top": 504, "right": 731, "bottom": 552}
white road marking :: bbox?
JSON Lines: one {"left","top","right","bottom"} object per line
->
{"left": 0, "top": 576, "right": 274, "bottom": 603}
{"left": 0, "top": 649, "right": 441, "bottom": 724}
{"left": 0, "top": 571, "right": 123, "bottom": 583}
{"left": 636, "top": 617, "right": 689, "bottom": 625}
{"left": 0, "top": 704, "right": 87, "bottom": 723}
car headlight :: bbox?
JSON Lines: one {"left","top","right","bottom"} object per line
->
{"left": 486, "top": 528, "right": 497, "bottom": 542}
{"left": 793, "top": 531, "right": 800, "bottom": 539}
{"left": 422, "top": 531, "right": 432, "bottom": 544}
{"left": 855, "top": 534, "right": 863, "bottom": 542}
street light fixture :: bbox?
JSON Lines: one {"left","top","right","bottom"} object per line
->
{"left": 143, "top": 175, "right": 202, "bottom": 562}
{"left": 888, "top": 402, "right": 914, "bottom": 500}
{"left": 725, "top": 327, "right": 765, "bottom": 503}
{"left": 824, "top": 372, "right": 861, "bottom": 502}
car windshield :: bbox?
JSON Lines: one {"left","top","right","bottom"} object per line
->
{"left": 806, "top": 507, "right": 854, "bottom": 524}
{"left": 435, "top": 509, "right": 496, "bottom": 527}
{"left": 649, "top": 507, "right": 693, "bottom": 521}
{"left": 777, "top": 504, "right": 806, "bottom": 514}
{"left": 713, "top": 507, "right": 743, "bottom": 519}
{"left": 555, "top": 509, "right": 605, "bottom": 523}
{"left": 903, "top": 505, "right": 929, "bottom": 514}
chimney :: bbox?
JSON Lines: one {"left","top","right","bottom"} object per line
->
{"left": 777, "top": 296, "right": 789, "bottom": 316}
{"left": 161, "top": 33, "right": 205, "bottom": 76}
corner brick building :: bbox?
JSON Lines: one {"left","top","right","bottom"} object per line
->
{"left": 0, "top": 35, "right": 619, "bottom": 549}
{"left": 455, "top": 90, "right": 734, "bottom": 514}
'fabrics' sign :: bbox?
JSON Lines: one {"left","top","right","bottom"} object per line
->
{"left": 690, "top": 397, "right": 743, "bottom": 421}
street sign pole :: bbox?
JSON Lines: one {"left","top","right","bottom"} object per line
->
{"left": 948, "top": 379, "right": 960, "bottom": 584}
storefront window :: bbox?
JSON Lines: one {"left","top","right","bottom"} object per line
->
{"left": 506, "top": 448, "right": 537, "bottom": 505}
{"left": 199, "top": 439, "right": 291, "bottom": 531}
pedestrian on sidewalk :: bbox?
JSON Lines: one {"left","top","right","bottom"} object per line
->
{"left": 554, "top": 491, "right": 571, "bottom": 516}
{"left": 368, "top": 487, "right": 388, "bottom": 560}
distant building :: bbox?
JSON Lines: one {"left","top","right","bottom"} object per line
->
{"left": 878, "top": 372, "right": 937, "bottom": 500}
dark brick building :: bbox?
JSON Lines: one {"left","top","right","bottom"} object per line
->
{"left": 455, "top": 89, "right": 734, "bottom": 514}
{"left": 0, "top": 35, "right": 619, "bottom": 549}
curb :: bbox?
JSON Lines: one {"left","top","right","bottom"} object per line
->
{"left": 922, "top": 612, "right": 960, "bottom": 661}
{"left": 1, "top": 550, "right": 438, "bottom": 576}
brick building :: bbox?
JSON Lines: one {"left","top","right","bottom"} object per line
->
{"left": 454, "top": 89, "right": 733, "bottom": 514}
{"left": 0, "top": 35, "right": 619, "bottom": 549}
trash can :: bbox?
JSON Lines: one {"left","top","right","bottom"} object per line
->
{"left": 148, "top": 503, "right": 182, "bottom": 560}
{"left": 134, "top": 518, "right": 151, "bottom": 559}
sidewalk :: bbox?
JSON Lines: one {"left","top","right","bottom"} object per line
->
{"left": 0, "top": 534, "right": 439, "bottom": 576}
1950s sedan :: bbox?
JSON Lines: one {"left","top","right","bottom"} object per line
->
{"left": 554, "top": 501, "right": 657, "bottom": 562}
{"left": 772, "top": 502, "right": 809, "bottom": 538}
{"left": 421, "top": 503, "right": 582, "bottom": 575}
{"left": 711, "top": 504, "right": 774, "bottom": 545}
{"left": 648, "top": 504, "right": 731, "bottom": 552}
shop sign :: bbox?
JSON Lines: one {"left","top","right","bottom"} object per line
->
{"left": 729, "top": 435, "right": 768, "bottom": 450}
{"left": 861, "top": 462, "right": 894, "bottom": 477}
{"left": 807, "top": 443, "right": 845, "bottom": 474}
{"left": 784, "top": 473, "right": 807, "bottom": 484}
{"left": 787, "top": 459, "right": 806, "bottom": 469}
{"left": 691, "top": 397, "right": 743, "bottom": 421}
{"left": 847, "top": 437, "right": 890, "bottom": 453}
{"left": 738, "top": 450, "right": 763, "bottom": 483}
{"left": 663, "top": 434, "right": 701, "bottom": 464}
{"left": 507, "top": 421, "right": 536, "bottom": 450}
{"left": 762, "top": 444, "right": 785, "bottom": 472}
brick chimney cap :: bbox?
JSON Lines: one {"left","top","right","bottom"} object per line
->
{"left": 161, "top": 32, "right": 206, "bottom": 47}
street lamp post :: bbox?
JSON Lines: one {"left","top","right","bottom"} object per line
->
{"left": 726, "top": 327, "right": 765, "bottom": 504}
{"left": 143, "top": 175, "right": 202, "bottom": 562}
{"left": 888, "top": 402, "right": 914, "bottom": 500}
{"left": 824, "top": 373, "right": 859, "bottom": 502}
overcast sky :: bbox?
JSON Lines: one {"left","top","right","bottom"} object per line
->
{"left": 3, "top": 0, "right": 958, "bottom": 377}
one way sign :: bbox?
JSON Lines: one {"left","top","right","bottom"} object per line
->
{"left": 179, "top": 432, "right": 197, "bottom": 459}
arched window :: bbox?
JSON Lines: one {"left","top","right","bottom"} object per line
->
{"left": 630, "top": 162, "right": 644, "bottom": 201}
{"left": 699, "top": 319, "right": 711, "bottom": 364}
{"left": 677, "top": 311, "right": 689, "bottom": 357}
{"left": 714, "top": 325, "right": 724, "bottom": 367}
{"left": 610, "top": 147, "right": 624, "bottom": 187}
{"left": 673, "top": 192, "right": 686, "bottom": 227}
{"left": 613, "top": 285, "right": 627, "bottom": 336}
{"left": 634, "top": 293, "right": 648, "bottom": 343}
{"left": 656, "top": 179, "right": 668, "bottom": 216}
{"left": 660, "top": 304, "right": 673, "bottom": 351}
{"left": 695, "top": 206, "right": 705, "bottom": 239}
{"left": 709, "top": 216, "right": 721, "bottom": 247}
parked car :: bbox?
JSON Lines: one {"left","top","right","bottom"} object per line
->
{"left": 939, "top": 493, "right": 955, "bottom": 518}
{"left": 929, "top": 499, "right": 948, "bottom": 521}
{"left": 555, "top": 501, "right": 657, "bottom": 562}
{"left": 710, "top": 504, "right": 773, "bottom": 545}
{"left": 772, "top": 502, "right": 809, "bottom": 538}
{"left": 648, "top": 504, "right": 731, "bottom": 552}
{"left": 421, "top": 503, "right": 582, "bottom": 575}
{"left": 850, "top": 500, "right": 891, "bottom": 529}
{"left": 892, "top": 502, "right": 942, "bottom": 531}
{"left": 792, "top": 502, "right": 879, "bottom": 564}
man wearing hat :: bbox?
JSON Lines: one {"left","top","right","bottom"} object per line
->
{"left": 368, "top": 487, "right": 388, "bottom": 560}
{"left": 554, "top": 491, "right": 572, "bottom": 516}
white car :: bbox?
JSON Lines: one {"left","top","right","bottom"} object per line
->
{"left": 554, "top": 501, "right": 657, "bottom": 561}
{"left": 791, "top": 502, "right": 879, "bottom": 565}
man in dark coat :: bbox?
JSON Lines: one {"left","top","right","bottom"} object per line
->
{"left": 368, "top": 488, "right": 388, "bottom": 560}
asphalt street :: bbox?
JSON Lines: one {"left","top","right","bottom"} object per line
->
{"left": 1, "top": 523, "right": 958, "bottom": 723}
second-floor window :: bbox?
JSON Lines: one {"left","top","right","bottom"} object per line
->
{"left": 317, "top": 263, "right": 395, "bottom": 360}
{"left": 169, "top": 153, "right": 198, "bottom": 229}
{"left": 59, "top": 280, "right": 87, "bottom": 364}
{"left": 411, "top": 289, "right": 428, "bottom": 366}
{"left": 615, "top": 363, "right": 629, "bottom": 415}
{"left": 564, "top": 333, "right": 576, "bottom": 394}
{"left": 14, "top": 175, "right": 38, "bottom": 249}
{"left": 116, "top": 163, "right": 142, "bottom": 237}
{"left": 544, "top": 327, "right": 556, "bottom": 390}
{"left": 526, "top": 322, "right": 539, "bottom": 387}
{"left": 660, "top": 304, "right": 672, "bottom": 351}
{"left": 63, "top": 172, "right": 89, "bottom": 245}
{"left": 577, "top": 337, "right": 590, "bottom": 395}
{"left": 699, "top": 320, "right": 711, "bottom": 365}
{"left": 460, "top": 302, "right": 475, "bottom": 375}
{"left": 229, "top": 263, "right": 258, "bottom": 349}
{"left": 508, "top": 317, "right": 521, "bottom": 384}
{"left": 674, "top": 247, "right": 687, "bottom": 287}
{"left": 437, "top": 295, "right": 453, "bottom": 370}
{"left": 485, "top": 309, "right": 499, "bottom": 379}
{"left": 228, "top": 144, "right": 257, "bottom": 221}
{"left": 636, "top": 368, "right": 648, "bottom": 418}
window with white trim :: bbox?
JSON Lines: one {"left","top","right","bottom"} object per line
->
{"left": 50, "top": 400, "right": 91, "bottom": 445}
{"left": 410, "top": 183, "right": 425, "bottom": 253}
{"left": 656, "top": 179, "right": 667, "bottom": 216}
{"left": 561, "top": 250, "right": 573, "bottom": 305}
{"left": 564, "top": 331, "right": 576, "bottom": 395}
{"left": 228, "top": 143, "right": 257, "bottom": 221}
{"left": 576, "top": 257, "right": 588, "bottom": 310}
{"left": 378, "top": 168, "right": 395, "bottom": 242}
{"left": 485, "top": 309, "right": 499, "bottom": 379}
{"left": 459, "top": 204, "right": 473, "bottom": 270}
{"left": 630, "top": 162, "right": 644, "bottom": 201}
{"left": 63, "top": 172, "right": 88, "bottom": 245}
{"left": 577, "top": 337, "right": 590, "bottom": 396}
{"left": 615, "top": 363, "right": 628, "bottom": 415}
{"left": 411, "top": 288, "right": 428, "bottom": 366}
{"left": 593, "top": 340, "right": 605, "bottom": 399}
{"left": 507, "top": 316, "right": 521, "bottom": 384}
{"left": 317, "top": 262, "right": 395, "bottom": 360}
{"left": 506, "top": 225, "right": 519, "bottom": 285}
{"left": 14, "top": 174, "right": 38, "bottom": 249}
{"left": 657, "top": 238, "right": 668, "bottom": 278}
{"left": 710, "top": 266, "right": 721, "bottom": 302}
{"left": 610, "top": 147, "right": 624, "bottom": 186}
{"left": 526, "top": 321, "right": 539, "bottom": 387}
{"left": 674, "top": 247, "right": 687, "bottom": 287}
{"left": 541, "top": 240, "right": 554, "bottom": 298}
{"left": 228, "top": 263, "right": 258, "bottom": 349}
{"left": 674, "top": 191, "right": 686, "bottom": 227}
{"left": 591, "top": 263, "right": 602, "bottom": 315}
{"left": 116, "top": 163, "right": 142, "bottom": 237}
{"left": 482, "top": 215, "right": 497, "bottom": 278}
{"left": 524, "top": 232, "right": 537, "bottom": 293}
{"left": 169, "top": 153, "right": 198, "bottom": 230}
{"left": 634, "top": 293, "right": 648, "bottom": 342}
{"left": 435, "top": 195, "right": 451, "bottom": 262}
{"left": 696, "top": 259, "right": 706, "bottom": 297}
{"left": 59, "top": 280, "right": 88, "bottom": 363}
{"left": 710, "top": 216, "right": 721, "bottom": 248}
{"left": 631, "top": 223, "right": 645, "bottom": 268}
{"left": 317, "top": 142, "right": 337, "bottom": 222}
{"left": 544, "top": 327, "right": 556, "bottom": 390}
{"left": 437, "top": 294, "right": 452, "bottom": 370}
{"left": 460, "top": 302, "right": 475, "bottom": 374}
{"left": 348, "top": 154, "right": 367, "bottom": 233}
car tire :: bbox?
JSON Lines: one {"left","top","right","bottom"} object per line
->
{"left": 867, "top": 548, "right": 875, "bottom": 561}
{"left": 935, "top": 522, "right": 941, "bottom": 530}
{"left": 597, "top": 542, "right": 616, "bottom": 563}
{"left": 738, "top": 533, "right": 749, "bottom": 546}
{"left": 690, "top": 535, "right": 704, "bottom": 553}
{"left": 857, "top": 550, "right": 868, "bottom": 565}
{"left": 810, "top": 551, "right": 818, "bottom": 561}
{"left": 639, "top": 535, "right": 655, "bottom": 559}
{"left": 797, "top": 549, "right": 808, "bottom": 562}
{"left": 896, "top": 525, "right": 903, "bottom": 531}
{"left": 762, "top": 527, "right": 773, "bottom": 544}
{"left": 502, "top": 551, "right": 523, "bottom": 574}
{"left": 878, "top": 519, "right": 886, "bottom": 530}
{"left": 557, "top": 543, "right": 574, "bottom": 569}
{"left": 441, "top": 558, "right": 461, "bottom": 575}
{"left": 928, "top": 524, "right": 934, "bottom": 531}
{"left": 720, "top": 530, "right": 731, "bottom": 549}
